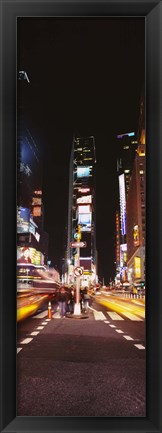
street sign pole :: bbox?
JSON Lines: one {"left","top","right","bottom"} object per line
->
{"left": 74, "top": 246, "right": 81, "bottom": 315}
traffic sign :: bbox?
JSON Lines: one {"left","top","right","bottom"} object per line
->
{"left": 70, "top": 241, "right": 87, "bottom": 248}
{"left": 74, "top": 233, "right": 81, "bottom": 241}
{"left": 74, "top": 266, "right": 83, "bottom": 276}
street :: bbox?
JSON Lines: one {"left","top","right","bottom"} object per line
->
{"left": 17, "top": 294, "right": 145, "bottom": 417}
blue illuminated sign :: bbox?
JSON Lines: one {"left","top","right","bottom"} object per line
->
{"left": 117, "top": 132, "right": 135, "bottom": 139}
{"left": 77, "top": 166, "right": 90, "bottom": 178}
{"left": 78, "top": 213, "right": 91, "bottom": 226}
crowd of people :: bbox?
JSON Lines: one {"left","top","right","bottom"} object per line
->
{"left": 52, "top": 286, "right": 91, "bottom": 318}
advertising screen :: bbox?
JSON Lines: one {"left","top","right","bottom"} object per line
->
{"left": 134, "top": 256, "right": 141, "bottom": 278}
{"left": 17, "top": 247, "right": 42, "bottom": 265}
{"left": 78, "top": 205, "right": 91, "bottom": 214}
{"left": 120, "top": 244, "right": 127, "bottom": 267}
{"left": 77, "top": 195, "right": 92, "bottom": 204}
{"left": 78, "top": 213, "right": 91, "bottom": 226}
{"left": 17, "top": 247, "right": 36, "bottom": 264}
{"left": 17, "top": 207, "right": 30, "bottom": 233}
{"left": 32, "top": 197, "right": 42, "bottom": 206}
{"left": 32, "top": 206, "right": 41, "bottom": 217}
{"left": 77, "top": 166, "right": 90, "bottom": 178}
{"left": 133, "top": 225, "right": 140, "bottom": 246}
{"left": 78, "top": 188, "right": 90, "bottom": 193}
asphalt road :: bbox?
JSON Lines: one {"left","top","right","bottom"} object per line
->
{"left": 17, "top": 298, "right": 145, "bottom": 417}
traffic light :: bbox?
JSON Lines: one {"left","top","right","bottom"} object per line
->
{"left": 74, "top": 225, "right": 82, "bottom": 241}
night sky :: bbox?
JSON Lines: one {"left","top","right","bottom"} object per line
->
{"left": 17, "top": 17, "right": 145, "bottom": 284}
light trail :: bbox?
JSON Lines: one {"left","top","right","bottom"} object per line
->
{"left": 95, "top": 294, "right": 145, "bottom": 320}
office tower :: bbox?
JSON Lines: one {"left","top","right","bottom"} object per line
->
{"left": 126, "top": 93, "right": 146, "bottom": 286}
{"left": 67, "top": 135, "right": 97, "bottom": 286}
{"left": 116, "top": 131, "right": 140, "bottom": 284}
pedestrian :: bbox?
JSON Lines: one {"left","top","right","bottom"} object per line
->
{"left": 68, "top": 289, "right": 74, "bottom": 314}
{"left": 83, "top": 286, "right": 90, "bottom": 312}
{"left": 58, "top": 287, "right": 68, "bottom": 318}
{"left": 80, "top": 289, "right": 84, "bottom": 311}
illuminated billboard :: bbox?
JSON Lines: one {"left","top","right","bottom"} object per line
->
{"left": 78, "top": 188, "right": 90, "bottom": 193}
{"left": 77, "top": 166, "right": 90, "bottom": 178}
{"left": 134, "top": 256, "right": 141, "bottom": 278}
{"left": 117, "top": 132, "right": 135, "bottom": 139}
{"left": 17, "top": 247, "right": 42, "bottom": 265}
{"left": 32, "top": 206, "right": 41, "bottom": 217}
{"left": 77, "top": 195, "right": 92, "bottom": 204}
{"left": 34, "top": 190, "right": 42, "bottom": 195}
{"left": 133, "top": 225, "right": 140, "bottom": 246}
{"left": 119, "top": 174, "right": 126, "bottom": 236}
{"left": 32, "top": 197, "right": 42, "bottom": 206}
{"left": 17, "top": 207, "right": 30, "bottom": 233}
{"left": 120, "top": 243, "right": 127, "bottom": 267}
{"left": 78, "top": 205, "right": 91, "bottom": 214}
{"left": 78, "top": 213, "right": 91, "bottom": 226}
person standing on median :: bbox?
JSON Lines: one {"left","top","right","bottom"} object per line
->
{"left": 58, "top": 287, "right": 68, "bottom": 318}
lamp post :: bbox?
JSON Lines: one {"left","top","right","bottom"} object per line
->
{"left": 73, "top": 246, "right": 81, "bottom": 315}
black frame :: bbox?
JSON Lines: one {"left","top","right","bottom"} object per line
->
{"left": 0, "top": 1, "right": 161, "bottom": 432}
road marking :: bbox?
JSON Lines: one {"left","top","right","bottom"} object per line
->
{"left": 104, "top": 320, "right": 110, "bottom": 323}
{"left": 115, "top": 329, "right": 124, "bottom": 333}
{"left": 93, "top": 311, "right": 106, "bottom": 321}
{"left": 33, "top": 311, "right": 48, "bottom": 319}
{"left": 36, "top": 326, "right": 44, "bottom": 330}
{"left": 30, "top": 331, "right": 40, "bottom": 336}
{"left": 109, "top": 324, "right": 116, "bottom": 328}
{"left": 45, "top": 319, "right": 51, "bottom": 321}
{"left": 121, "top": 312, "right": 143, "bottom": 321}
{"left": 134, "top": 344, "right": 145, "bottom": 350}
{"left": 41, "top": 322, "right": 48, "bottom": 325}
{"left": 17, "top": 347, "right": 22, "bottom": 353}
{"left": 123, "top": 335, "right": 134, "bottom": 340}
{"left": 88, "top": 306, "right": 97, "bottom": 312}
{"left": 53, "top": 312, "right": 61, "bottom": 319}
{"left": 107, "top": 312, "right": 124, "bottom": 320}
{"left": 21, "top": 338, "right": 33, "bottom": 344}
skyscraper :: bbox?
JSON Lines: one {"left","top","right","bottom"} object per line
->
{"left": 126, "top": 93, "right": 146, "bottom": 286}
{"left": 67, "top": 135, "right": 97, "bottom": 286}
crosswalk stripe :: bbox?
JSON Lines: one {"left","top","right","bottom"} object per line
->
{"left": 134, "top": 344, "right": 145, "bottom": 350}
{"left": 30, "top": 331, "right": 40, "bottom": 336}
{"left": 33, "top": 311, "right": 48, "bottom": 319}
{"left": 53, "top": 312, "right": 61, "bottom": 319}
{"left": 121, "top": 312, "right": 143, "bottom": 321}
{"left": 21, "top": 338, "right": 33, "bottom": 344}
{"left": 17, "top": 347, "right": 22, "bottom": 353}
{"left": 123, "top": 335, "right": 133, "bottom": 340}
{"left": 93, "top": 311, "right": 106, "bottom": 321}
{"left": 107, "top": 312, "right": 124, "bottom": 320}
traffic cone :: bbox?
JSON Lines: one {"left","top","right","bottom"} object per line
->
{"left": 48, "top": 301, "right": 52, "bottom": 319}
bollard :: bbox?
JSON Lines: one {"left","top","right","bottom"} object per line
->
{"left": 48, "top": 301, "right": 52, "bottom": 319}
